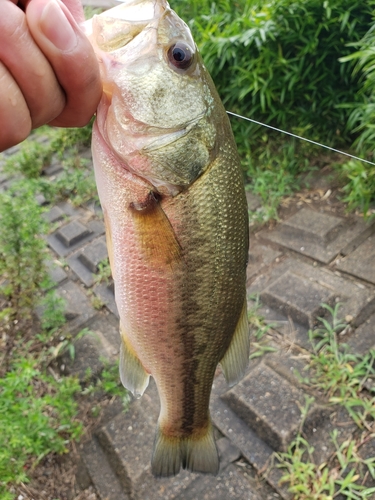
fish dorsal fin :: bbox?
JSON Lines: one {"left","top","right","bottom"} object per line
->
{"left": 119, "top": 325, "right": 150, "bottom": 398}
{"left": 219, "top": 298, "right": 249, "bottom": 387}
{"left": 130, "top": 191, "right": 182, "bottom": 267}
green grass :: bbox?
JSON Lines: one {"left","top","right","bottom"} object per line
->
{"left": 306, "top": 304, "right": 375, "bottom": 430}
{"left": 0, "top": 355, "right": 82, "bottom": 498}
{"left": 248, "top": 295, "right": 278, "bottom": 359}
{"left": 275, "top": 304, "right": 375, "bottom": 498}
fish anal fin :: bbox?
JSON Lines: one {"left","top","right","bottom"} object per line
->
{"left": 220, "top": 299, "right": 249, "bottom": 387}
{"left": 130, "top": 191, "right": 181, "bottom": 267}
{"left": 151, "top": 420, "right": 219, "bottom": 478}
{"left": 119, "top": 327, "right": 149, "bottom": 398}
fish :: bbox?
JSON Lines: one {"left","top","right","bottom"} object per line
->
{"left": 85, "top": 0, "right": 250, "bottom": 477}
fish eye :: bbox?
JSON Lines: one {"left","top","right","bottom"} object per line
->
{"left": 167, "top": 42, "right": 195, "bottom": 70}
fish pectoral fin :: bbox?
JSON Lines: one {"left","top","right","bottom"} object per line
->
{"left": 219, "top": 298, "right": 249, "bottom": 387}
{"left": 119, "top": 330, "right": 150, "bottom": 398}
{"left": 151, "top": 420, "right": 219, "bottom": 478}
{"left": 130, "top": 191, "right": 182, "bottom": 267}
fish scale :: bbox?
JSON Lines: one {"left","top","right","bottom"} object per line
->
{"left": 86, "top": 0, "right": 250, "bottom": 477}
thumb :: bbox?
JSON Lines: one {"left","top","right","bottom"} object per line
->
{"left": 26, "top": 0, "right": 102, "bottom": 127}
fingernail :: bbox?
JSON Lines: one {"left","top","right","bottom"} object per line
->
{"left": 40, "top": 0, "right": 78, "bottom": 51}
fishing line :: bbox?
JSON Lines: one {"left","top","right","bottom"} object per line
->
{"left": 227, "top": 110, "right": 375, "bottom": 167}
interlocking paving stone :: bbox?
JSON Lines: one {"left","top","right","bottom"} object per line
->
{"left": 82, "top": 438, "right": 130, "bottom": 500}
{"left": 281, "top": 208, "right": 344, "bottom": 245}
{"left": 246, "top": 191, "right": 262, "bottom": 212}
{"left": 35, "top": 193, "right": 48, "bottom": 206}
{"left": 94, "top": 281, "right": 119, "bottom": 318}
{"left": 56, "top": 280, "right": 97, "bottom": 332}
{"left": 211, "top": 375, "right": 291, "bottom": 499}
{"left": 346, "top": 312, "right": 375, "bottom": 355}
{"left": 97, "top": 380, "right": 160, "bottom": 494}
{"left": 79, "top": 237, "right": 108, "bottom": 272}
{"left": 217, "top": 437, "right": 241, "bottom": 472}
{"left": 248, "top": 258, "right": 375, "bottom": 341}
{"left": 133, "top": 469, "right": 198, "bottom": 500}
{"left": 211, "top": 375, "right": 273, "bottom": 471}
{"left": 56, "top": 220, "right": 91, "bottom": 247}
{"left": 259, "top": 207, "right": 375, "bottom": 264}
{"left": 265, "top": 351, "right": 311, "bottom": 387}
{"left": 304, "top": 405, "right": 358, "bottom": 466}
{"left": 44, "top": 205, "right": 65, "bottom": 223}
{"left": 68, "top": 236, "right": 108, "bottom": 287}
{"left": 247, "top": 242, "right": 282, "bottom": 283}
{"left": 61, "top": 315, "right": 119, "bottom": 379}
{"left": 261, "top": 270, "right": 335, "bottom": 328}
{"left": 43, "top": 157, "right": 63, "bottom": 176}
{"left": 335, "top": 235, "right": 375, "bottom": 285}
{"left": 46, "top": 258, "right": 67, "bottom": 286}
{"left": 178, "top": 463, "right": 273, "bottom": 500}
{"left": 48, "top": 219, "right": 105, "bottom": 257}
{"left": 89, "top": 312, "right": 121, "bottom": 358}
{"left": 222, "top": 363, "right": 318, "bottom": 452}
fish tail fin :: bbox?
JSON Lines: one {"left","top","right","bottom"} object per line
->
{"left": 151, "top": 420, "right": 219, "bottom": 477}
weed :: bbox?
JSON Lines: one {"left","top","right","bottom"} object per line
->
{"left": 100, "top": 361, "right": 130, "bottom": 405}
{"left": 90, "top": 293, "right": 106, "bottom": 310}
{"left": 0, "top": 354, "right": 82, "bottom": 496}
{"left": 0, "top": 182, "right": 49, "bottom": 321}
{"left": 336, "top": 159, "right": 375, "bottom": 218}
{"left": 48, "top": 328, "right": 92, "bottom": 364}
{"left": 305, "top": 304, "right": 375, "bottom": 429}
{"left": 276, "top": 398, "right": 375, "bottom": 499}
{"left": 94, "top": 258, "right": 112, "bottom": 285}
{"left": 39, "top": 290, "right": 67, "bottom": 333}
{"left": 82, "top": 359, "right": 130, "bottom": 410}
{"left": 3, "top": 141, "right": 52, "bottom": 180}
{"left": 48, "top": 122, "right": 93, "bottom": 158}
{"left": 248, "top": 295, "right": 277, "bottom": 359}
{"left": 39, "top": 157, "right": 98, "bottom": 207}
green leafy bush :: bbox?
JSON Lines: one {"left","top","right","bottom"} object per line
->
{"left": 341, "top": 22, "right": 375, "bottom": 154}
{"left": 3, "top": 142, "right": 51, "bottom": 179}
{"left": 49, "top": 121, "right": 93, "bottom": 157}
{"left": 337, "top": 20, "right": 375, "bottom": 215}
{"left": 174, "top": 0, "right": 374, "bottom": 144}
{"left": 0, "top": 183, "right": 49, "bottom": 317}
{"left": 171, "top": 0, "right": 375, "bottom": 218}
{"left": 338, "top": 159, "right": 375, "bottom": 216}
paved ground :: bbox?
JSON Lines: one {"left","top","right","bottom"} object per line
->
{"left": 2, "top": 3, "right": 375, "bottom": 491}
{"left": 2, "top": 136, "right": 375, "bottom": 499}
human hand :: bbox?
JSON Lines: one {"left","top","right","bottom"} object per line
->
{"left": 0, "top": 0, "right": 102, "bottom": 152}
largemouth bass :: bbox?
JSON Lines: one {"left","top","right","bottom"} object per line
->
{"left": 85, "top": 0, "right": 249, "bottom": 477}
